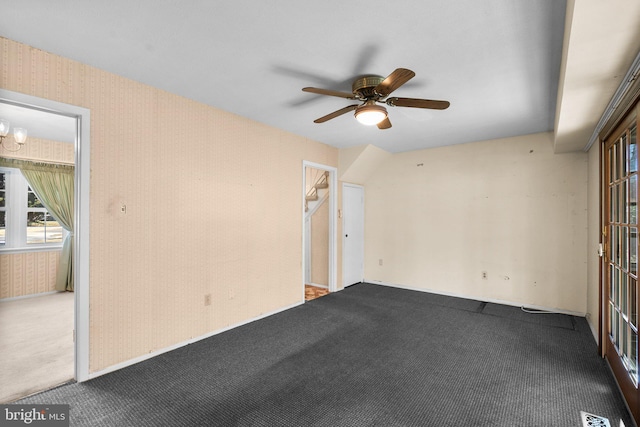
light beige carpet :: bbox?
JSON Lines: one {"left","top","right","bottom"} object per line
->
{"left": 0, "top": 291, "right": 74, "bottom": 403}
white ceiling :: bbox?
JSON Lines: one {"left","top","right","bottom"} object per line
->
{"left": 0, "top": 102, "right": 76, "bottom": 144}
{"left": 1, "top": 1, "right": 638, "bottom": 154}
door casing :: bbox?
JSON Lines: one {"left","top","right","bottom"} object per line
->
{"left": 302, "top": 161, "right": 337, "bottom": 298}
{"left": 601, "top": 103, "right": 639, "bottom": 421}
{"left": 0, "top": 88, "right": 91, "bottom": 382}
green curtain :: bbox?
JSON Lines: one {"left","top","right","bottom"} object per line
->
{"left": 0, "top": 157, "right": 75, "bottom": 291}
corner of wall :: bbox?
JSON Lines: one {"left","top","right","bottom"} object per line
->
{"left": 338, "top": 144, "right": 392, "bottom": 184}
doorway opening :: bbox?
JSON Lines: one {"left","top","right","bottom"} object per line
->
{"left": 302, "top": 161, "right": 337, "bottom": 301}
{"left": 0, "top": 89, "right": 90, "bottom": 401}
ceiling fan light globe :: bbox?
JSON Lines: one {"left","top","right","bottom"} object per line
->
{"left": 355, "top": 104, "right": 387, "bottom": 126}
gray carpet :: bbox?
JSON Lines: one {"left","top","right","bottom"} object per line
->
{"left": 17, "top": 283, "right": 634, "bottom": 426}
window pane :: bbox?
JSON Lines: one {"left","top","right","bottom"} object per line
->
{"left": 615, "top": 143, "right": 620, "bottom": 181}
{"left": 26, "top": 186, "right": 63, "bottom": 244}
{"left": 0, "top": 172, "right": 5, "bottom": 208}
{"left": 611, "top": 302, "right": 616, "bottom": 339}
{"left": 631, "top": 175, "right": 637, "bottom": 224}
{"left": 623, "top": 274, "right": 629, "bottom": 318}
{"left": 609, "top": 184, "right": 618, "bottom": 222}
{"left": 631, "top": 126, "right": 638, "bottom": 173}
{"left": 630, "top": 330, "right": 638, "bottom": 385}
{"left": 622, "top": 226, "right": 628, "bottom": 270}
{"left": 631, "top": 228, "right": 638, "bottom": 277}
{"left": 44, "top": 213, "right": 63, "bottom": 243}
{"left": 615, "top": 267, "right": 621, "bottom": 307}
{"left": 621, "top": 134, "right": 628, "bottom": 178}
{"left": 631, "top": 278, "right": 637, "bottom": 329}
{"left": 616, "top": 309, "right": 622, "bottom": 351}
{"left": 27, "top": 211, "right": 46, "bottom": 244}
{"left": 619, "top": 183, "right": 623, "bottom": 223}
{"left": 611, "top": 265, "right": 616, "bottom": 303}
{"left": 610, "top": 147, "right": 616, "bottom": 183}
{"left": 26, "top": 211, "right": 62, "bottom": 244}
{"left": 612, "top": 225, "right": 618, "bottom": 266}
{"left": 623, "top": 319, "right": 629, "bottom": 358}
{"left": 622, "top": 180, "right": 629, "bottom": 223}
{"left": 0, "top": 211, "right": 5, "bottom": 245}
{"left": 27, "top": 188, "right": 43, "bottom": 208}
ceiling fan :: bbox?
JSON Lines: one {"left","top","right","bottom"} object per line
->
{"left": 302, "top": 68, "right": 450, "bottom": 130}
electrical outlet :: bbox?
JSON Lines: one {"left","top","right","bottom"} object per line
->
{"left": 204, "top": 294, "right": 211, "bottom": 306}
{"left": 379, "top": 259, "right": 383, "bottom": 266}
{"left": 482, "top": 271, "right": 488, "bottom": 280}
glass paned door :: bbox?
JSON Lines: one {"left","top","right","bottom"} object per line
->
{"left": 605, "top": 120, "right": 639, "bottom": 418}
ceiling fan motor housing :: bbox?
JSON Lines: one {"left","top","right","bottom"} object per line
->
{"left": 352, "top": 75, "right": 384, "bottom": 99}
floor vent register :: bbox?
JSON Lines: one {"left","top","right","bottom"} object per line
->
{"left": 580, "top": 411, "right": 611, "bottom": 427}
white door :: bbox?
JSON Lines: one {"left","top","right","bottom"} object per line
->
{"left": 343, "top": 184, "right": 364, "bottom": 287}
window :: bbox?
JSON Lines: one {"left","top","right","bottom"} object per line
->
{"left": 0, "top": 167, "right": 64, "bottom": 250}
{"left": 0, "top": 171, "right": 5, "bottom": 245}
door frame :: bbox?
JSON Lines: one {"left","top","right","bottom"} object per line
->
{"left": 342, "top": 182, "right": 364, "bottom": 287}
{"left": 302, "top": 161, "right": 337, "bottom": 298}
{"left": 304, "top": 216, "right": 311, "bottom": 285}
{"left": 0, "top": 89, "right": 91, "bottom": 382}
{"left": 600, "top": 102, "right": 639, "bottom": 421}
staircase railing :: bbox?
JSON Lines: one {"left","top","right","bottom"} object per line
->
{"left": 305, "top": 170, "right": 329, "bottom": 212}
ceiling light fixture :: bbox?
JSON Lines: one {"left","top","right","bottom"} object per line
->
{"left": 354, "top": 102, "right": 388, "bottom": 126}
{"left": 0, "top": 119, "right": 28, "bottom": 152}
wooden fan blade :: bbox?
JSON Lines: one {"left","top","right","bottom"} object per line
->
{"left": 302, "top": 87, "right": 356, "bottom": 99}
{"left": 387, "top": 97, "right": 450, "bottom": 110}
{"left": 377, "top": 117, "right": 392, "bottom": 129}
{"left": 313, "top": 105, "right": 359, "bottom": 123}
{"left": 374, "top": 68, "right": 415, "bottom": 97}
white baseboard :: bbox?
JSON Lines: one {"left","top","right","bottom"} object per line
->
{"left": 86, "top": 301, "right": 304, "bottom": 381}
{"left": 366, "top": 280, "right": 586, "bottom": 317}
{"left": 87, "top": 281, "right": 589, "bottom": 382}
{"left": 306, "top": 283, "right": 328, "bottom": 289}
{"left": 0, "top": 291, "right": 59, "bottom": 303}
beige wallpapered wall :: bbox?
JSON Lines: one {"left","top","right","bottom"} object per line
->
{"left": 1, "top": 37, "right": 339, "bottom": 372}
{"left": 364, "top": 132, "right": 589, "bottom": 313}
{"left": 0, "top": 251, "right": 60, "bottom": 299}
{"left": 0, "top": 136, "right": 74, "bottom": 163}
